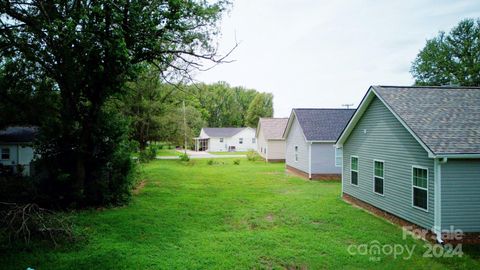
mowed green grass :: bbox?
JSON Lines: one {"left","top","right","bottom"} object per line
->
{"left": 209, "top": 151, "right": 248, "bottom": 155}
{"left": 2, "top": 159, "right": 479, "bottom": 269}
{"left": 155, "top": 149, "right": 182, "bottom": 156}
{"left": 132, "top": 148, "right": 181, "bottom": 158}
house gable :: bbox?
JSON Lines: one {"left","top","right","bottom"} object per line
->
{"left": 342, "top": 96, "right": 435, "bottom": 230}
{"left": 285, "top": 115, "right": 309, "bottom": 173}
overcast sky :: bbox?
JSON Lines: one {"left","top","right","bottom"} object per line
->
{"left": 195, "top": 0, "right": 480, "bottom": 117}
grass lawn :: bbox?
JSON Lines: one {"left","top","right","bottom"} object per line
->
{"left": 155, "top": 148, "right": 182, "bottom": 156}
{"left": 209, "top": 151, "right": 248, "bottom": 155}
{"left": 1, "top": 159, "right": 479, "bottom": 269}
{"left": 132, "top": 148, "right": 181, "bottom": 158}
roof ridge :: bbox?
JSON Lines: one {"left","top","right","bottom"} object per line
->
{"left": 374, "top": 85, "right": 480, "bottom": 89}
{"left": 293, "top": 108, "right": 356, "bottom": 110}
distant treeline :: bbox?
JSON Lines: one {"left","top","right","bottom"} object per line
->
{"left": 116, "top": 65, "right": 274, "bottom": 149}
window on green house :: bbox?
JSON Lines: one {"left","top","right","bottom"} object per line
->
{"left": 351, "top": 156, "right": 358, "bottom": 185}
{"left": 412, "top": 167, "right": 428, "bottom": 210}
{"left": 373, "top": 160, "right": 384, "bottom": 195}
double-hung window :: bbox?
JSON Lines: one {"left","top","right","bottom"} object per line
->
{"left": 239, "top": 138, "right": 243, "bottom": 144}
{"left": 412, "top": 167, "right": 428, "bottom": 211}
{"left": 1, "top": 148, "right": 9, "bottom": 160}
{"left": 219, "top": 138, "right": 224, "bottom": 143}
{"left": 252, "top": 138, "right": 256, "bottom": 143}
{"left": 373, "top": 160, "right": 384, "bottom": 195}
{"left": 351, "top": 156, "right": 358, "bottom": 185}
{"left": 294, "top": 146, "right": 298, "bottom": 162}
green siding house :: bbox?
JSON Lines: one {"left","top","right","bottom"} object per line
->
{"left": 336, "top": 86, "right": 480, "bottom": 243}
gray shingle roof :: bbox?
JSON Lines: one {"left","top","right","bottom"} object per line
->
{"left": 293, "top": 109, "right": 355, "bottom": 141}
{"left": 0, "top": 126, "right": 38, "bottom": 143}
{"left": 373, "top": 85, "right": 480, "bottom": 155}
{"left": 202, "top": 127, "right": 249, "bottom": 137}
{"left": 259, "top": 118, "right": 289, "bottom": 140}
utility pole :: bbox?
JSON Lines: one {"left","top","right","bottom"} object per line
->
{"left": 183, "top": 100, "right": 188, "bottom": 154}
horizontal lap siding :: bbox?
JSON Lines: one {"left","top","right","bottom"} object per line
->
{"left": 285, "top": 117, "right": 309, "bottom": 173}
{"left": 267, "top": 140, "right": 286, "bottom": 160}
{"left": 442, "top": 159, "right": 480, "bottom": 232}
{"left": 343, "top": 97, "right": 434, "bottom": 230}
{"left": 311, "top": 143, "right": 341, "bottom": 174}
{"left": 256, "top": 128, "right": 267, "bottom": 158}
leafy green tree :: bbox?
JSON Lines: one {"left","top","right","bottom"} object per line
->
{"left": 0, "top": 59, "right": 58, "bottom": 129}
{"left": 157, "top": 105, "right": 205, "bottom": 147}
{"left": 245, "top": 93, "right": 274, "bottom": 127}
{"left": 411, "top": 18, "right": 480, "bottom": 86}
{"left": 0, "top": 0, "right": 229, "bottom": 207}
{"left": 187, "top": 82, "right": 258, "bottom": 127}
{"left": 119, "top": 65, "right": 177, "bottom": 150}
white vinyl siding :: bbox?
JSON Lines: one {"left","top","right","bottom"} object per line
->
{"left": 285, "top": 116, "right": 309, "bottom": 173}
{"left": 335, "top": 147, "right": 343, "bottom": 167}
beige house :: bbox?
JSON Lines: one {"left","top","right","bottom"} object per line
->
{"left": 256, "top": 118, "right": 289, "bottom": 162}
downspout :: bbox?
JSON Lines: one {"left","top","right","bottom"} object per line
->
{"left": 434, "top": 157, "right": 447, "bottom": 244}
{"left": 308, "top": 142, "right": 312, "bottom": 179}
{"left": 340, "top": 147, "right": 344, "bottom": 195}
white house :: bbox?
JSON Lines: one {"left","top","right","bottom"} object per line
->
{"left": 0, "top": 126, "right": 37, "bottom": 176}
{"left": 256, "top": 118, "right": 288, "bottom": 162}
{"left": 283, "top": 109, "right": 354, "bottom": 180}
{"left": 194, "top": 127, "right": 257, "bottom": 152}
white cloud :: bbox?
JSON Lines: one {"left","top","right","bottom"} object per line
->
{"left": 196, "top": 0, "right": 480, "bottom": 117}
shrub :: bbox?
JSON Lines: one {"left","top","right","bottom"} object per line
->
{"left": 179, "top": 153, "right": 190, "bottom": 162}
{"left": 207, "top": 159, "right": 215, "bottom": 165}
{"left": 233, "top": 159, "right": 240, "bottom": 165}
{"left": 34, "top": 107, "right": 136, "bottom": 208}
{"left": 246, "top": 150, "right": 261, "bottom": 161}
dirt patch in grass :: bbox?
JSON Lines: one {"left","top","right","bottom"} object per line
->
{"left": 133, "top": 180, "right": 147, "bottom": 195}
{"left": 311, "top": 220, "right": 323, "bottom": 226}
{"left": 265, "top": 214, "right": 275, "bottom": 222}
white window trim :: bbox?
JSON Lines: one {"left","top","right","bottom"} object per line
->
{"left": 372, "top": 159, "right": 385, "bottom": 196}
{"left": 350, "top": 155, "right": 359, "bottom": 186}
{"left": 239, "top": 138, "right": 243, "bottom": 144}
{"left": 219, "top": 138, "right": 224, "bottom": 143}
{"left": 294, "top": 145, "right": 298, "bottom": 162}
{"left": 412, "top": 165, "right": 429, "bottom": 212}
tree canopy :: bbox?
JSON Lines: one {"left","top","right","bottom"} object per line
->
{"left": 117, "top": 67, "right": 274, "bottom": 148}
{"left": 245, "top": 92, "right": 274, "bottom": 127}
{"left": 411, "top": 18, "right": 480, "bottom": 86}
{"left": 0, "top": 0, "right": 229, "bottom": 207}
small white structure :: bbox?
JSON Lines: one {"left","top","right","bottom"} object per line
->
{"left": 0, "top": 126, "right": 37, "bottom": 176}
{"left": 194, "top": 127, "right": 257, "bottom": 152}
{"left": 256, "top": 118, "right": 289, "bottom": 162}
